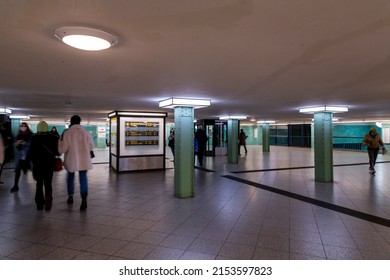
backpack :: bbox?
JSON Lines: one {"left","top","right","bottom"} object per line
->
{"left": 168, "top": 138, "right": 174, "bottom": 148}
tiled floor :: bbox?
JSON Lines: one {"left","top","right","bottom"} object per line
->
{"left": 1, "top": 146, "right": 390, "bottom": 260}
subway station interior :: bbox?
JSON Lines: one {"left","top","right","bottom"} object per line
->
{"left": 1, "top": 1, "right": 390, "bottom": 260}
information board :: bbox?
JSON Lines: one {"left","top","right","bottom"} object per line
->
{"left": 125, "top": 121, "right": 159, "bottom": 146}
{"left": 119, "top": 117, "right": 164, "bottom": 156}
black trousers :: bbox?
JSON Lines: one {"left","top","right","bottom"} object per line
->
{"left": 34, "top": 167, "right": 54, "bottom": 207}
{"left": 367, "top": 148, "right": 379, "bottom": 169}
{"left": 197, "top": 151, "right": 205, "bottom": 166}
{"left": 14, "top": 159, "right": 30, "bottom": 186}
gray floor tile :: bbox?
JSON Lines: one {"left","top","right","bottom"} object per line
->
{"left": 180, "top": 251, "right": 216, "bottom": 260}
{"left": 218, "top": 242, "right": 255, "bottom": 259}
{"left": 253, "top": 247, "right": 289, "bottom": 260}
{"left": 159, "top": 234, "right": 196, "bottom": 250}
{"left": 85, "top": 238, "right": 128, "bottom": 256}
{"left": 144, "top": 246, "right": 184, "bottom": 260}
{"left": 188, "top": 238, "right": 224, "bottom": 255}
{"left": 113, "top": 241, "right": 155, "bottom": 259}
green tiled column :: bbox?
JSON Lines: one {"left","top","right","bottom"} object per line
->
{"left": 228, "top": 119, "right": 239, "bottom": 163}
{"left": 11, "top": 118, "right": 21, "bottom": 138}
{"left": 314, "top": 112, "right": 333, "bottom": 182}
{"left": 174, "top": 106, "right": 195, "bottom": 198}
{"left": 262, "top": 123, "right": 270, "bottom": 152}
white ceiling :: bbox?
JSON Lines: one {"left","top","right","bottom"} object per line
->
{"left": 1, "top": 0, "right": 390, "bottom": 124}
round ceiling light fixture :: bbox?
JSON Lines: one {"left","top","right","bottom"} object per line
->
{"left": 54, "top": 26, "right": 118, "bottom": 51}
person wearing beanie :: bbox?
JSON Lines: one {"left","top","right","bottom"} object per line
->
{"left": 37, "top": 121, "right": 49, "bottom": 133}
{"left": 29, "top": 121, "right": 59, "bottom": 210}
{"left": 362, "top": 127, "right": 387, "bottom": 174}
{"left": 58, "top": 115, "right": 94, "bottom": 210}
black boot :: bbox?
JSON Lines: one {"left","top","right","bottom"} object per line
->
{"left": 67, "top": 196, "right": 73, "bottom": 204}
{"left": 45, "top": 196, "right": 52, "bottom": 211}
{"left": 10, "top": 185, "right": 19, "bottom": 193}
{"left": 80, "top": 193, "right": 87, "bottom": 211}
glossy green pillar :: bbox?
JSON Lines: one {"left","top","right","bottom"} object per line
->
{"left": 314, "top": 112, "right": 333, "bottom": 182}
{"left": 262, "top": 123, "right": 270, "bottom": 152}
{"left": 174, "top": 106, "right": 195, "bottom": 198}
{"left": 11, "top": 118, "right": 21, "bottom": 138}
{"left": 228, "top": 119, "right": 239, "bottom": 163}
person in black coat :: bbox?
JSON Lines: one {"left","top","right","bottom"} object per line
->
{"left": 10, "top": 122, "right": 32, "bottom": 192}
{"left": 50, "top": 126, "right": 60, "bottom": 137}
{"left": 29, "top": 121, "right": 59, "bottom": 211}
{"left": 239, "top": 128, "right": 248, "bottom": 155}
{"left": 195, "top": 125, "right": 208, "bottom": 166}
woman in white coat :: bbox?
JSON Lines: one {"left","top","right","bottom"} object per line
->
{"left": 58, "top": 115, "right": 94, "bottom": 210}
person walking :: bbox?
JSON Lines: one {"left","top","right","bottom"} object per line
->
{"left": 362, "top": 127, "right": 387, "bottom": 174}
{"left": 0, "top": 123, "right": 13, "bottom": 184}
{"left": 50, "top": 126, "right": 60, "bottom": 137}
{"left": 29, "top": 121, "right": 59, "bottom": 211}
{"left": 10, "top": 122, "right": 33, "bottom": 192}
{"left": 168, "top": 129, "right": 175, "bottom": 160}
{"left": 58, "top": 115, "right": 94, "bottom": 210}
{"left": 195, "top": 125, "right": 208, "bottom": 166}
{"left": 239, "top": 128, "right": 248, "bottom": 155}
{"left": 0, "top": 131, "right": 4, "bottom": 184}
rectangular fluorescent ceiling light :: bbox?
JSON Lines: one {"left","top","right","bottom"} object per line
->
{"left": 257, "top": 120, "right": 276, "bottom": 124}
{"left": 118, "top": 112, "right": 167, "bottom": 117}
{"left": 0, "top": 107, "right": 12, "bottom": 114}
{"left": 108, "top": 112, "right": 167, "bottom": 117}
{"left": 10, "top": 115, "right": 30, "bottom": 119}
{"left": 299, "top": 106, "right": 348, "bottom": 113}
{"left": 159, "top": 98, "right": 211, "bottom": 109}
{"left": 324, "top": 106, "right": 348, "bottom": 112}
{"left": 219, "top": 115, "right": 247, "bottom": 120}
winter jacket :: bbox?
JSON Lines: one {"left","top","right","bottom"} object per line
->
{"left": 29, "top": 132, "right": 59, "bottom": 174}
{"left": 14, "top": 132, "right": 32, "bottom": 167}
{"left": 58, "top": 124, "right": 93, "bottom": 172}
{"left": 363, "top": 132, "right": 384, "bottom": 150}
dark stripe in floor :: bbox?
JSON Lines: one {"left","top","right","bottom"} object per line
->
{"left": 231, "top": 161, "right": 390, "bottom": 174}
{"left": 195, "top": 166, "right": 215, "bottom": 172}
{"left": 222, "top": 174, "right": 390, "bottom": 228}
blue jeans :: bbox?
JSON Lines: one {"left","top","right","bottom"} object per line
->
{"left": 67, "top": 170, "right": 88, "bottom": 196}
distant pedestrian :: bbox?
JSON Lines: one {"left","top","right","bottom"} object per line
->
{"left": 29, "top": 121, "right": 59, "bottom": 211}
{"left": 362, "top": 127, "right": 387, "bottom": 174}
{"left": 239, "top": 129, "right": 248, "bottom": 155}
{"left": 0, "top": 123, "right": 13, "bottom": 185}
{"left": 50, "top": 126, "right": 60, "bottom": 137}
{"left": 0, "top": 132, "right": 4, "bottom": 184}
{"left": 58, "top": 115, "right": 94, "bottom": 210}
{"left": 10, "top": 122, "right": 32, "bottom": 193}
{"left": 168, "top": 129, "right": 175, "bottom": 159}
{"left": 195, "top": 125, "right": 208, "bottom": 166}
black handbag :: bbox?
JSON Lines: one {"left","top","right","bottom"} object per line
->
{"left": 90, "top": 151, "right": 95, "bottom": 158}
